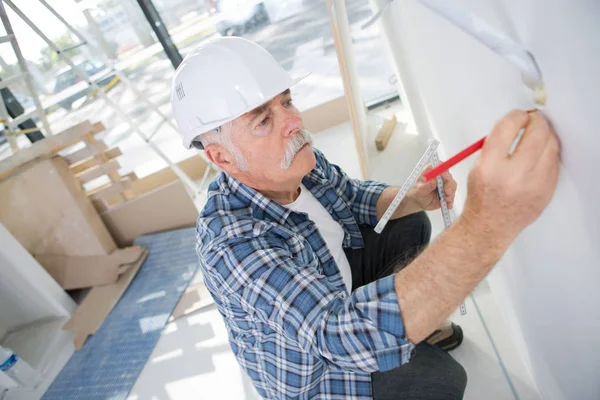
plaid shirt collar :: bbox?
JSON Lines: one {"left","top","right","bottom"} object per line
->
{"left": 220, "top": 162, "right": 362, "bottom": 248}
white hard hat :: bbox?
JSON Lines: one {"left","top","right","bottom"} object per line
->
{"left": 171, "top": 37, "right": 308, "bottom": 149}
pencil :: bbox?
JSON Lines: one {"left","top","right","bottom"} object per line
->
{"left": 423, "top": 110, "right": 537, "bottom": 182}
{"left": 423, "top": 137, "right": 485, "bottom": 182}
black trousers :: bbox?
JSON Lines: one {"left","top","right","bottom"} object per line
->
{"left": 344, "top": 212, "right": 468, "bottom": 400}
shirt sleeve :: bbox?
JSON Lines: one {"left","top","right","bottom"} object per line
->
{"left": 214, "top": 240, "right": 415, "bottom": 373}
{"left": 313, "top": 148, "right": 388, "bottom": 226}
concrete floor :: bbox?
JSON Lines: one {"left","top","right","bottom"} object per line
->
{"left": 127, "top": 102, "right": 540, "bottom": 400}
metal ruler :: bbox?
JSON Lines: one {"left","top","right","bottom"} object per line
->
{"left": 375, "top": 139, "right": 440, "bottom": 233}
{"left": 432, "top": 152, "right": 467, "bottom": 315}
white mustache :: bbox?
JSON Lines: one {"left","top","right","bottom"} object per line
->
{"left": 280, "top": 129, "right": 313, "bottom": 169}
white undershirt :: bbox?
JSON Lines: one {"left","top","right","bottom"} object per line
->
{"left": 282, "top": 185, "right": 353, "bottom": 292}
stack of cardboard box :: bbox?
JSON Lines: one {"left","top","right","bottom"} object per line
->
{"left": 0, "top": 120, "right": 208, "bottom": 349}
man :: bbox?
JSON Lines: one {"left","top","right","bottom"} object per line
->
{"left": 170, "top": 37, "right": 560, "bottom": 399}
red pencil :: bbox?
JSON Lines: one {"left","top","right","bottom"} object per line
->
{"left": 424, "top": 109, "right": 537, "bottom": 182}
{"left": 424, "top": 137, "right": 486, "bottom": 182}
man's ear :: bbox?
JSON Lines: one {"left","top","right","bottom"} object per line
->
{"left": 205, "top": 144, "right": 237, "bottom": 174}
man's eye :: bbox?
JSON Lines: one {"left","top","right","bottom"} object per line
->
{"left": 284, "top": 99, "right": 293, "bottom": 107}
{"left": 259, "top": 116, "right": 270, "bottom": 126}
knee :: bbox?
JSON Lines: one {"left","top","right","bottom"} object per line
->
{"left": 372, "top": 344, "right": 467, "bottom": 399}
{"left": 429, "top": 347, "right": 467, "bottom": 400}
{"left": 395, "top": 211, "right": 431, "bottom": 246}
{"left": 413, "top": 211, "right": 432, "bottom": 245}
{"left": 445, "top": 353, "right": 468, "bottom": 397}
{"left": 416, "top": 344, "right": 467, "bottom": 398}
{"left": 384, "top": 211, "right": 432, "bottom": 251}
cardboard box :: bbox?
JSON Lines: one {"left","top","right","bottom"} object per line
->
{"left": 63, "top": 247, "right": 148, "bottom": 350}
{"left": 0, "top": 156, "right": 117, "bottom": 256}
{"left": 99, "top": 154, "right": 210, "bottom": 211}
{"left": 35, "top": 246, "right": 145, "bottom": 290}
{"left": 100, "top": 181, "right": 199, "bottom": 247}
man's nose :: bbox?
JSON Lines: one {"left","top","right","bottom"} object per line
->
{"left": 281, "top": 111, "right": 303, "bottom": 138}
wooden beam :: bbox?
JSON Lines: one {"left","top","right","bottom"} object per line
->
{"left": 91, "top": 121, "right": 105, "bottom": 135}
{"left": 0, "top": 121, "right": 94, "bottom": 180}
{"left": 87, "top": 178, "right": 133, "bottom": 202}
{"left": 70, "top": 147, "right": 122, "bottom": 175}
{"left": 63, "top": 141, "right": 107, "bottom": 165}
{"left": 122, "top": 172, "right": 138, "bottom": 182}
{"left": 76, "top": 158, "right": 120, "bottom": 184}
{"left": 83, "top": 133, "right": 134, "bottom": 201}
{"left": 93, "top": 172, "right": 138, "bottom": 213}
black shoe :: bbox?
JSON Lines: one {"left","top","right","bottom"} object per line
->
{"left": 425, "top": 322, "right": 464, "bottom": 351}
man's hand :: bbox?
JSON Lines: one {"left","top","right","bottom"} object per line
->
{"left": 375, "top": 165, "right": 457, "bottom": 221}
{"left": 408, "top": 167, "right": 457, "bottom": 211}
{"left": 462, "top": 110, "right": 561, "bottom": 246}
{"left": 395, "top": 109, "right": 560, "bottom": 344}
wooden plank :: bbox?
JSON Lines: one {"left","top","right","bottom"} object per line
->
{"left": 106, "top": 167, "right": 131, "bottom": 198}
{"left": 63, "top": 141, "right": 107, "bottom": 165}
{"left": 70, "top": 147, "right": 122, "bottom": 174}
{"left": 63, "top": 122, "right": 107, "bottom": 168}
{"left": 375, "top": 115, "right": 398, "bottom": 151}
{"left": 83, "top": 133, "right": 134, "bottom": 201}
{"left": 122, "top": 172, "right": 138, "bottom": 181}
{"left": 91, "top": 121, "right": 105, "bottom": 136}
{"left": 76, "top": 158, "right": 120, "bottom": 184}
{"left": 0, "top": 121, "right": 94, "bottom": 180}
{"left": 87, "top": 178, "right": 133, "bottom": 202}
{"left": 93, "top": 173, "right": 139, "bottom": 213}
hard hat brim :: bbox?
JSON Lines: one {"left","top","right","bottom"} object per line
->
{"left": 187, "top": 72, "right": 311, "bottom": 150}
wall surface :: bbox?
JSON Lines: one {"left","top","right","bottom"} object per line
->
{"left": 0, "top": 225, "right": 76, "bottom": 338}
{"left": 378, "top": 0, "right": 600, "bottom": 399}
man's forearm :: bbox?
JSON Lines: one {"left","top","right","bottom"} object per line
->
{"left": 376, "top": 186, "right": 421, "bottom": 221}
{"left": 394, "top": 215, "right": 513, "bottom": 343}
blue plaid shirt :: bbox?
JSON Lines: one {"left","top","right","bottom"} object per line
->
{"left": 196, "top": 148, "right": 415, "bottom": 399}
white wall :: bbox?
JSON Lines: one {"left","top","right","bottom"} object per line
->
{"left": 378, "top": 0, "right": 600, "bottom": 399}
{"left": 0, "top": 225, "right": 76, "bottom": 338}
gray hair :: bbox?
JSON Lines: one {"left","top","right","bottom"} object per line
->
{"left": 192, "top": 121, "right": 248, "bottom": 170}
